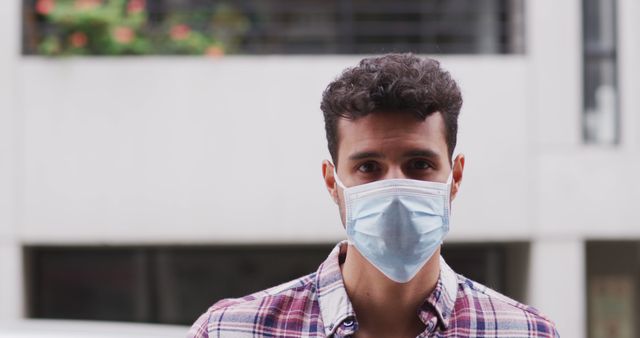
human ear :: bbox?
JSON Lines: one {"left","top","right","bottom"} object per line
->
{"left": 322, "top": 160, "right": 339, "bottom": 204}
{"left": 450, "top": 154, "right": 465, "bottom": 201}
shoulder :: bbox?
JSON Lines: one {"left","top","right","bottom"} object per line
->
{"left": 209, "top": 272, "right": 319, "bottom": 321}
{"left": 453, "top": 276, "right": 559, "bottom": 337}
{"left": 187, "top": 273, "right": 322, "bottom": 338}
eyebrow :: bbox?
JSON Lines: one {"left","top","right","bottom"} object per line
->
{"left": 347, "top": 148, "right": 440, "bottom": 161}
{"left": 402, "top": 149, "right": 440, "bottom": 159}
{"left": 348, "top": 151, "right": 385, "bottom": 161}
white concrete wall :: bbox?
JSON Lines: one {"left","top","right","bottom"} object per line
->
{"left": 525, "top": 0, "right": 640, "bottom": 336}
{"left": 0, "top": 0, "right": 23, "bottom": 322}
{"left": 17, "top": 56, "right": 348, "bottom": 245}
{"left": 15, "top": 56, "right": 533, "bottom": 245}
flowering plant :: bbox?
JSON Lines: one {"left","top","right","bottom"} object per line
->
{"left": 34, "top": 0, "right": 246, "bottom": 56}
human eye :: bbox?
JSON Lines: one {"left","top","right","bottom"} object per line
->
{"left": 408, "top": 159, "right": 433, "bottom": 171}
{"left": 356, "top": 161, "right": 381, "bottom": 174}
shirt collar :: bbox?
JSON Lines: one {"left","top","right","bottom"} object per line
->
{"left": 419, "top": 256, "right": 459, "bottom": 330}
{"left": 316, "top": 242, "right": 459, "bottom": 335}
{"left": 315, "top": 241, "right": 356, "bottom": 336}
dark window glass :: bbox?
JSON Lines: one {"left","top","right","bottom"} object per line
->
{"left": 25, "top": 245, "right": 332, "bottom": 324}
{"left": 22, "top": 0, "right": 525, "bottom": 56}
{"left": 586, "top": 241, "right": 640, "bottom": 337}
{"left": 26, "top": 248, "right": 154, "bottom": 322}
{"left": 443, "top": 242, "right": 529, "bottom": 303}
{"left": 583, "top": 0, "right": 619, "bottom": 144}
{"left": 26, "top": 242, "right": 528, "bottom": 325}
{"left": 153, "top": 245, "right": 333, "bottom": 324}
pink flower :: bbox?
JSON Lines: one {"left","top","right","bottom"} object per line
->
{"left": 112, "top": 26, "right": 135, "bottom": 44}
{"left": 206, "top": 46, "right": 224, "bottom": 58}
{"left": 127, "top": 0, "right": 145, "bottom": 14}
{"left": 170, "top": 24, "right": 191, "bottom": 41}
{"left": 36, "top": 0, "right": 55, "bottom": 15}
{"left": 69, "top": 31, "right": 88, "bottom": 48}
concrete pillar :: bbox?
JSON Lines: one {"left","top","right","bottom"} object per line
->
{"left": 526, "top": 0, "right": 585, "bottom": 334}
{"left": 618, "top": 0, "right": 640, "bottom": 148}
{"left": 529, "top": 239, "right": 585, "bottom": 338}
{"left": 526, "top": 0, "right": 582, "bottom": 148}
{"left": 0, "top": 0, "right": 23, "bottom": 321}
{"left": 0, "top": 246, "right": 23, "bottom": 320}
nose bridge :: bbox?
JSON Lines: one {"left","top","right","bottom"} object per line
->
{"left": 385, "top": 165, "right": 406, "bottom": 180}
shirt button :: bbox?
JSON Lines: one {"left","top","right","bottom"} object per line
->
{"left": 343, "top": 319, "right": 354, "bottom": 327}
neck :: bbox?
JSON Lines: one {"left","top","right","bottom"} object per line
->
{"left": 341, "top": 244, "right": 441, "bottom": 336}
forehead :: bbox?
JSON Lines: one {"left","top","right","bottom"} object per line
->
{"left": 336, "top": 111, "right": 448, "bottom": 159}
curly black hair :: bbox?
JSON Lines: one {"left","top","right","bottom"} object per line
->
{"left": 320, "top": 53, "right": 463, "bottom": 165}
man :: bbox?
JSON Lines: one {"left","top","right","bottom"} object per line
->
{"left": 188, "top": 54, "right": 558, "bottom": 337}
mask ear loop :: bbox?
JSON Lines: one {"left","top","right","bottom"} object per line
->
{"left": 331, "top": 164, "right": 355, "bottom": 246}
{"left": 439, "top": 157, "right": 456, "bottom": 247}
{"left": 446, "top": 156, "right": 457, "bottom": 185}
{"left": 446, "top": 168, "right": 454, "bottom": 185}
{"left": 332, "top": 164, "right": 348, "bottom": 189}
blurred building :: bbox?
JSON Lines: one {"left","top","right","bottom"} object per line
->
{"left": 1, "top": 1, "right": 639, "bottom": 337}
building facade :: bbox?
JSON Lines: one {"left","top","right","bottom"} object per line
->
{"left": 1, "top": 0, "right": 639, "bottom": 337}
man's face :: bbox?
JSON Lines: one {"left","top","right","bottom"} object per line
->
{"left": 322, "top": 111, "right": 464, "bottom": 225}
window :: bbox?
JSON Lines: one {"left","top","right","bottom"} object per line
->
{"left": 583, "top": 0, "right": 619, "bottom": 144}
{"left": 23, "top": 0, "right": 525, "bottom": 56}
{"left": 586, "top": 241, "right": 639, "bottom": 337}
{"left": 26, "top": 242, "right": 529, "bottom": 325}
{"left": 25, "top": 245, "right": 333, "bottom": 324}
{"left": 442, "top": 242, "right": 529, "bottom": 303}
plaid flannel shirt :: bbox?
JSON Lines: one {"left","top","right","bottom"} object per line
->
{"left": 188, "top": 241, "right": 559, "bottom": 337}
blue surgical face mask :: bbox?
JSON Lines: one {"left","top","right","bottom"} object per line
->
{"left": 334, "top": 168, "right": 452, "bottom": 283}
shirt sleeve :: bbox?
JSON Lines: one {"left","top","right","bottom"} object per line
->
{"left": 186, "top": 311, "right": 210, "bottom": 338}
